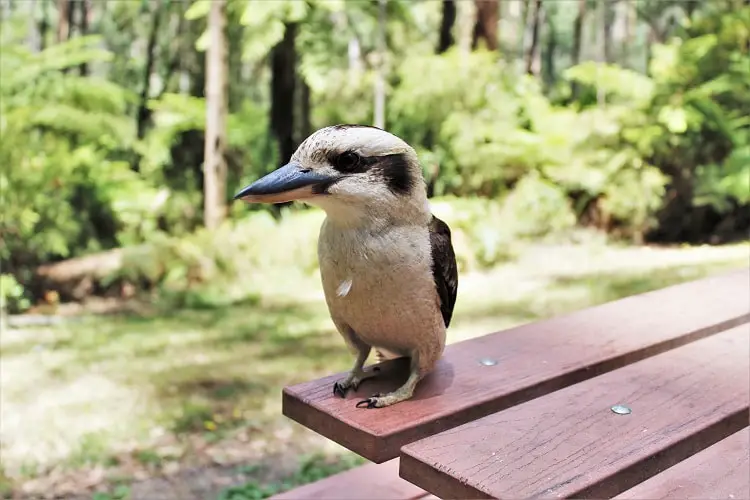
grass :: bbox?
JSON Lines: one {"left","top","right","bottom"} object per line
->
{"left": 1, "top": 236, "right": 748, "bottom": 498}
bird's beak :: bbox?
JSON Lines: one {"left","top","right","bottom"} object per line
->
{"left": 233, "top": 162, "right": 338, "bottom": 204}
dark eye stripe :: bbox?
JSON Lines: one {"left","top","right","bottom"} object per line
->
{"left": 373, "top": 153, "right": 414, "bottom": 195}
{"left": 324, "top": 151, "right": 414, "bottom": 196}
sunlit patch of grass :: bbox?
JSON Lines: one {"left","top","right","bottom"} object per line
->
{"left": 67, "top": 432, "right": 120, "bottom": 469}
{"left": 0, "top": 297, "right": 352, "bottom": 481}
{"left": 446, "top": 241, "right": 750, "bottom": 343}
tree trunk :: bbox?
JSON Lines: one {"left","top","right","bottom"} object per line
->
{"left": 622, "top": 0, "right": 633, "bottom": 68}
{"left": 159, "top": 2, "right": 186, "bottom": 97}
{"left": 437, "top": 0, "right": 456, "bottom": 53}
{"left": 66, "top": 0, "right": 74, "bottom": 37}
{"left": 203, "top": 0, "right": 228, "bottom": 230}
{"left": 28, "top": 0, "right": 39, "bottom": 51}
{"left": 596, "top": 0, "right": 606, "bottom": 106}
{"left": 543, "top": 6, "right": 556, "bottom": 87}
{"left": 270, "top": 22, "right": 298, "bottom": 168}
{"left": 373, "top": 0, "right": 386, "bottom": 128}
{"left": 39, "top": 0, "right": 49, "bottom": 50}
{"left": 56, "top": 0, "right": 69, "bottom": 42}
{"left": 33, "top": 248, "right": 135, "bottom": 301}
{"left": 525, "top": 0, "right": 542, "bottom": 75}
{"left": 471, "top": 0, "right": 499, "bottom": 51}
{"left": 571, "top": 0, "right": 586, "bottom": 98}
{"left": 78, "top": 0, "right": 90, "bottom": 75}
{"left": 136, "top": 2, "right": 162, "bottom": 142}
{"left": 603, "top": 0, "right": 613, "bottom": 64}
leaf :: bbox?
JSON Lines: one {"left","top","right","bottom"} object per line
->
{"left": 195, "top": 29, "right": 209, "bottom": 51}
{"left": 657, "top": 106, "right": 688, "bottom": 134}
{"left": 185, "top": 0, "right": 211, "bottom": 20}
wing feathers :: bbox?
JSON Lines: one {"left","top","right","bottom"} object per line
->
{"left": 428, "top": 215, "right": 458, "bottom": 328}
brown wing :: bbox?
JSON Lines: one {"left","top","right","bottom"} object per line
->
{"left": 428, "top": 215, "right": 458, "bottom": 328}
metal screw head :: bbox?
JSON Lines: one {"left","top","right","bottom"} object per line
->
{"left": 611, "top": 404, "right": 632, "bottom": 415}
{"left": 479, "top": 358, "right": 498, "bottom": 366}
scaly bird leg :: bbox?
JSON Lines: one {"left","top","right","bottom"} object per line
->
{"left": 333, "top": 344, "right": 380, "bottom": 398}
{"left": 356, "top": 361, "right": 422, "bottom": 409}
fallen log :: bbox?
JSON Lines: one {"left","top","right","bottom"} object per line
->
{"left": 33, "top": 246, "right": 143, "bottom": 301}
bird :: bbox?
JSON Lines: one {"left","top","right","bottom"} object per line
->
{"left": 234, "top": 124, "right": 458, "bottom": 409}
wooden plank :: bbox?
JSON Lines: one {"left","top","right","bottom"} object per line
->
{"left": 614, "top": 427, "right": 750, "bottom": 500}
{"left": 282, "top": 268, "right": 750, "bottom": 463}
{"left": 399, "top": 326, "right": 750, "bottom": 500}
{"left": 268, "top": 459, "right": 429, "bottom": 500}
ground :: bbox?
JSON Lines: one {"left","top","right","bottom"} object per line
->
{"left": 1, "top": 239, "right": 748, "bottom": 499}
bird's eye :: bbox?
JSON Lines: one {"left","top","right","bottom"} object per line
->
{"left": 334, "top": 151, "right": 361, "bottom": 171}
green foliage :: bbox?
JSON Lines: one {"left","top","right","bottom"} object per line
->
{"left": 651, "top": 5, "right": 750, "bottom": 213}
{"left": 0, "top": 275, "right": 30, "bottom": 314}
{"left": 109, "top": 208, "right": 324, "bottom": 306}
{"left": 2, "top": 0, "right": 748, "bottom": 308}
{"left": 560, "top": 5, "right": 750, "bottom": 238}
{"left": 390, "top": 49, "right": 669, "bottom": 240}
{"left": 0, "top": 31, "right": 151, "bottom": 278}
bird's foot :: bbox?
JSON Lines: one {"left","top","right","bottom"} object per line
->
{"left": 355, "top": 386, "right": 413, "bottom": 409}
{"left": 333, "top": 366, "right": 380, "bottom": 398}
{"left": 355, "top": 367, "right": 420, "bottom": 409}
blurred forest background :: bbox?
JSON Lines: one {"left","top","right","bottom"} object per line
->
{"left": 1, "top": 0, "right": 749, "bottom": 499}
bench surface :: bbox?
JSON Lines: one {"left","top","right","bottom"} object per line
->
{"left": 278, "top": 268, "right": 750, "bottom": 499}
{"left": 399, "top": 325, "right": 749, "bottom": 499}
{"left": 615, "top": 427, "right": 750, "bottom": 500}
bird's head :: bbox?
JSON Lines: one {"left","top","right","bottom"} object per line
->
{"left": 234, "top": 125, "right": 430, "bottom": 226}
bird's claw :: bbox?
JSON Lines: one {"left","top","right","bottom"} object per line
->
{"left": 355, "top": 393, "right": 382, "bottom": 409}
{"left": 333, "top": 381, "right": 349, "bottom": 398}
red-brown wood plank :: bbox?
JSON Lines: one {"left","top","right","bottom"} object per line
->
{"left": 399, "top": 325, "right": 750, "bottom": 499}
{"left": 614, "top": 427, "right": 750, "bottom": 500}
{"left": 282, "top": 268, "right": 750, "bottom": 462}
{"left": 268, "top": 459, "right": 429, "bottom": 500}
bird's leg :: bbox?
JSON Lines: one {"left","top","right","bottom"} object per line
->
{"left": 356, "top": 355, "right": 424, "bottom": 409}
{"left": 333, "top": 342, "right": 379, "bottom": 398}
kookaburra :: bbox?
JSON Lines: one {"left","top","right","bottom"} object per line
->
{"left": 234, "top": 124, "right": 458, "bottom": 408}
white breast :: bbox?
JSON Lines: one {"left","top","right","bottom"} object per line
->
{"left": 317, "top": 219, "right": 445, "bottom": 355}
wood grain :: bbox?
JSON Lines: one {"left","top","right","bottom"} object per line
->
{"left": 399, "top": 325, "right": 750, "bottom": 499}
{"left": 282, "top": 268, "right": 750, "bottom": 462}
{"left": 268, "top": 459, "right": 429, "bottom": 500}
{"left": 614, "top": 427, "right": 750, "bottom": 500}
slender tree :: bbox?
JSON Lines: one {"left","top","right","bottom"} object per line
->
{"left": 603, "top": 0, "right": 614, "bottom": 64}
{"left": 78, "top": 0, "right": 90, "bottom": 75}
{"left": 27, "top": 0, "right": 38, "bottom": 51}
{"left": 270, "top": 23, "right": 298, "bottom": 170}
{"left": 373, "top": 0, "right": 387, "bottom": 129}
{"left": 56, "top": 0, "right": 69, "bottom": 42}
{"left": 571, "top": 0, "right": 587, "bottom": 98}
{"left": 596, "top": 0, "right": 606, "bottom": 106}
{"left": 543, "top": 4, "right": 557, "bottom": 87}
{"left": 622, "top": 0, "right": 634, "bottom": 68}
{"left": 525, "top": 0, "right": 543, "bottom": 75}
{"left": 203, "top": 0, "right": 228, "bottom": 230}
{"left": 38, "top": 0, "right": 50, "bottom": 50}
{"left": 471, "top": 0, "right": 499, "bottom": 51}
{"left": 437, "top": 0, "right": 456, "bottom": 53}
{"left": 136, "top": 1, "right": 162, "bottom": 142}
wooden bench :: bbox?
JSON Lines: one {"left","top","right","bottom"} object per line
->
{"left": 270, "top": 268, "right": 750, "bottom": 499}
